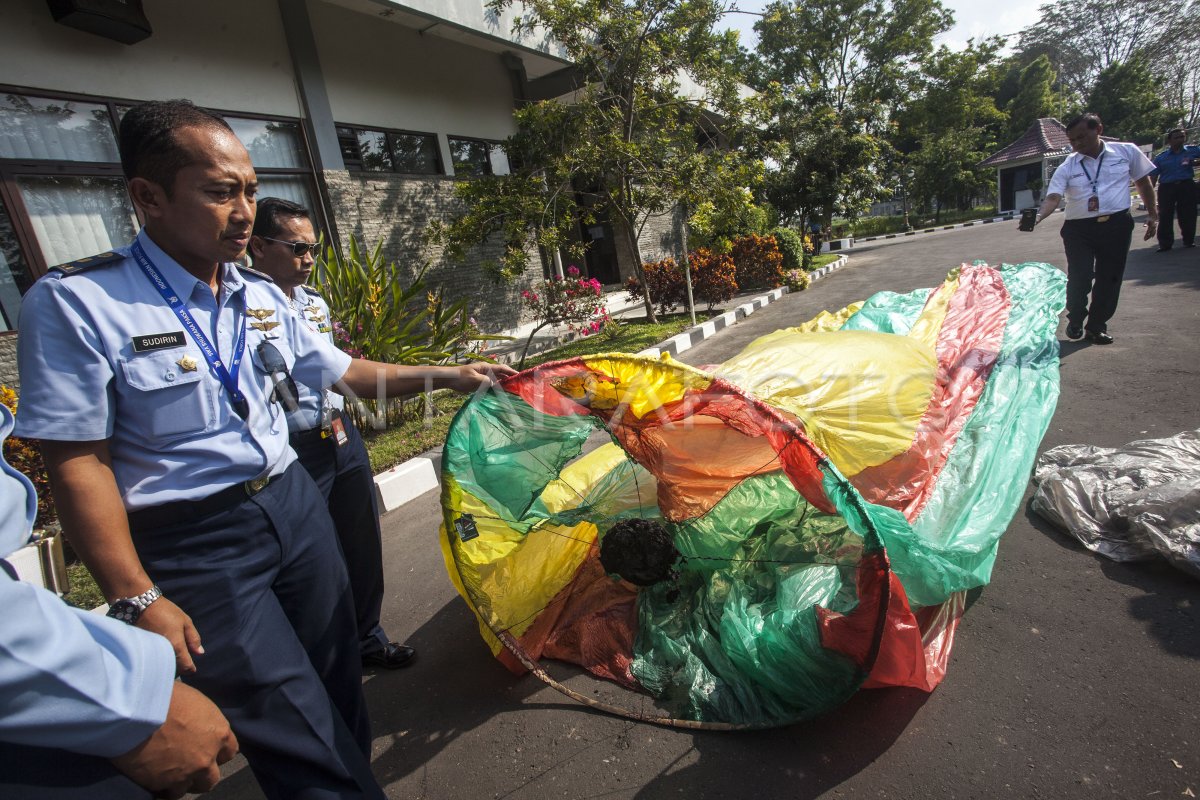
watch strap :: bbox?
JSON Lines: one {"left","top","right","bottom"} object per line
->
{"left": 105, "top": 584, "right": 163, "bottom": 624}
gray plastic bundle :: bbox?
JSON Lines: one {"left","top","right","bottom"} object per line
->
{"left": 1030, "top": 430, "right": 1200, "bottom": 579}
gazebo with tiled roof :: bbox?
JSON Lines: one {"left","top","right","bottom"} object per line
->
{"left": 980, "top": 118, "right": 1071, "bottom": 212}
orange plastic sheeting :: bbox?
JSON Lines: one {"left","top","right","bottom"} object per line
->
{"left": 500, "top": 545, "right": 640, "bottom": 687}
{"left": 816, "top": 552, "right": 926, "bottom": 687}
{"left": 817, "top": 552, "right": 967, "bottom": 692}
{"left": 851, "top": 266, "right": 1011, "bottom": 519}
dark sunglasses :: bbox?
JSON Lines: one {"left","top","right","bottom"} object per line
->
{"left": 256, "top": 341, "right": 301, "bottom": 412}
{"left": 261, "top": 236, "right": 321, "bottom": 257}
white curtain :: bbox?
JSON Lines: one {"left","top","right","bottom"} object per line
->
{"left": 16, "top": 176, "right": 139, "bottom": 268}
{"left": 257, "top": 176, "right": 316, "bottom": 212}
{"left": 0, "top": 96, "right": 119, "bottom": 163}
{"left": 225, "top": 118, "right": 304, "bottom": 169}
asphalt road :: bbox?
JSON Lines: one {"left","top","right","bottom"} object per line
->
{"left": 210, "top": 214, "right": 1199, "bottom": 800}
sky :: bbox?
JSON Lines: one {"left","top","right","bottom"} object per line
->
{"left": 722, "top": 0, "right": 1048, "bottom": 53}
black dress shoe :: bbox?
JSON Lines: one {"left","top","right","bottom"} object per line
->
{"left": 1065, "top": 324, "right": 1084, "bottom": 340}
{"left": 362, "top": 642, "right": 416, "bottom": 669}
{"left": 1185, "top": 242, "right": 1196, "bottom": 248}
{"left": 1085, "top": 330, "right": 1114, "bottom": 345}
{"left": 1156, "top": 246, "right": 1173, "bottom": 252}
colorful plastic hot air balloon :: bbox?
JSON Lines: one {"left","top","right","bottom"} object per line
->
{"left": 439, "top": 261, "right": 1065, "bottom": 728}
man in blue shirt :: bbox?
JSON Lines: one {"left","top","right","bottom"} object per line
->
{"left": 0, "top": 404, "right": 239, "bottom": 799}
{"left": 248, "top": 197, "right": 414, "bottom": 670}
{"left": 15, "top": 100, "right": 513, "bottom": 799}
{"left": 1150, "top": 128, "right": 1199, "bottom": 251}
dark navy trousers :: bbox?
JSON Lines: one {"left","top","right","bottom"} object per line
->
{"left": 1157, "top": 179, "right": 1197, "bottom": 249}
{"left": 134, "top": 464, "right": 383, "bottom": 800}
{"left": 290, "top": 414, "right": 390, "bottom": 656}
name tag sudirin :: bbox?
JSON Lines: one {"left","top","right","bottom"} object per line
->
{"left": 132, "top": 331, "right": 186, "bottom": 352}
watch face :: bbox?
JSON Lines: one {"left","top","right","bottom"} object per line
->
{"left": 107, "top": 599, "right": 141, "bottom": 624}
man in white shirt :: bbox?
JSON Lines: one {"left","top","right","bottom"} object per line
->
{"left": 1024, "top": 112, "right": 1158, "bottom": 345}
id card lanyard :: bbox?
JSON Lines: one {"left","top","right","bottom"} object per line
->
{"left": 1079, "top": 149, "right": 1106, "bottom": 213}
{"left": 131, "top": 240, "right": 250, "bottom": 419}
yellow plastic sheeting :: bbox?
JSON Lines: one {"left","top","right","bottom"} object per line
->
{"left": 440, "top": 443, "right": 631, "bottom": 651}
{"left": 906, "top": 273, "right": 959, "bottom": 351}
{"left": 575, "top": 355, "right": 711, "bottom": 418}
{"left": 717, "top": 330, "right": 937, "bottom": 476}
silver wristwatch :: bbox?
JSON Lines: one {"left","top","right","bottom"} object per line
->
{"left": 105, "top": 584, "right": 163, "bottom": 624}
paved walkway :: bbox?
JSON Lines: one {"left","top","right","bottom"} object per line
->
{"left": 208, "top": 216, "right": 1199, "bottom": 800}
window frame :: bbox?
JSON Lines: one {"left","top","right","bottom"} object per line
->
{"left": 446, "top": 134, "right": 509, "bottom": 178}
{"left": 334, "top": 122, "right": 443, "bottom": 176}
{"left": 0, "top": 84, "right": 324, "bottom": 326}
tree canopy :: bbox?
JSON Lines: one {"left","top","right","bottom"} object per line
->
{"left": 752, "top": 0, "right": 952, "bottom": 227}
{"left": 431, "top": 0, "right": 764, "bottom": 322}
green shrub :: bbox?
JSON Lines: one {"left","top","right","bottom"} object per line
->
{"left": 772, "top": 227, "right": 807, "bottom": 271}
{"left": 315, "top": 236, "right": 505, "bottom": 429}
{"left": 784, "top": 268, "right": 811, "bottom": 291}
{"left": 729, "top": 234, "right": 785, "bottom": 291}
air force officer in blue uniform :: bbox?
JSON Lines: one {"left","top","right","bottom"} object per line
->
{"left": 14, "top": 100, "right": 512, "bottom": 799}
{"left": 0, "top": 404, "right": 238, "bottom": 799}
{"left": 248, "top": 197, "right": 414, "bottom": 670}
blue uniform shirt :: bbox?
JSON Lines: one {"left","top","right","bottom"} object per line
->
{"left": 0, "top": 405, "right": 175, "bottom": 757}
{"left": 14, "top": 230, "right": 352, "bottom": 510}
{"left": 278, "top": 283, "right": 345, "bottom": 432}
{"left": 1151, "top": 144, "right": 1200, "bottom": 184}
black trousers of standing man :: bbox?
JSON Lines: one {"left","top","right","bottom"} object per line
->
{"left": 1156, "top": 179, "right": 1197, "bottom": 249}
{"left": 1060, "top": 211, "right": 1135, "bottom": 335}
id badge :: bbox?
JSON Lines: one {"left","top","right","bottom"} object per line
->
{"left": 331, "top": 416, "right": 349, "bottom": 447}
{"left": 1087, "top": 195, "right": 1099, "bottom": 213}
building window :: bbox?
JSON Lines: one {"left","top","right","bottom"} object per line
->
{"left": 448, "top": 136, "right": 510, "bottom": 178}
{"left": 335, "top": 125, "right": 441, "bottom": 175}
{"left": 448, "top": 135, "right": 508, "bottom": 177}
{"left": 0, "top": 88, "right": 320, "bottom": 329}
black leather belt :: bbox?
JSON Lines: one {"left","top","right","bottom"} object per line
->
{"left": 127, "top": 473, "right": 282, "bottom": 532}
{"left": 1069, "top": 209, "right": 1130, "bottom": 223}
{"left": 289, "top": 426, "right": 326, "bottom": 446}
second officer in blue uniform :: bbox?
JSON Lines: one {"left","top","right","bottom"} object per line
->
{"left": 248, "top": 197, "right": 414, "bottom": 669}
{"left": 14, "top": 100, "right": 511, "bottom": 799}
{"left": 1150, "top": 127, "right": 1200, "bottom": 251}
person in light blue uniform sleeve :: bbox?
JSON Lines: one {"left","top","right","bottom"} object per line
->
{"left": 248, "top": 197, "right": 413, "bottom": 670}
{"left": 1149, "top": 127, "right": 1200, "bottom": 251}
{"left": 0, "top": 405, "right": 238, "bottom": 799}
{"left": 14, "top": 100, "right": 511, "bottom": 800}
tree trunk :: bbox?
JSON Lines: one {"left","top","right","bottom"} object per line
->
{"left": 622, "top": 221, "right": 658, "bottom": 325}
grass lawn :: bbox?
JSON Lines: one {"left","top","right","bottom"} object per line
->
{"left": 361, "top": 311, "right": 714, "bottom": 472}
{"left": 810, "top": 253, "right": 840, "bottom": 269}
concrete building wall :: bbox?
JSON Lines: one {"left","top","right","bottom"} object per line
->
{"left": 0, "top": 0, "right": 299, "bottom": 116}
{"left": 322, "top": 171, "right": 541, "bottom": 331}
{"left": 309, "top": 2, "right": 518, "bottom": 141}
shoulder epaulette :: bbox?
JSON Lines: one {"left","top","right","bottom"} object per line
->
{"left": 301, "top": 284, "right": 324, "bottom": 298}
{"left": 237, "top": 265, "right": 275, "bottom": 282}
{"left": 50, "top": 251, "right": 123, "bottom": 275}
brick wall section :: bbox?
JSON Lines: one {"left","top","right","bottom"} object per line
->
{"left": 321, "top": 170, "right": 544, "bottom": 332}
{"left": 0, "top": 335, "right": 17, "bottom": 390}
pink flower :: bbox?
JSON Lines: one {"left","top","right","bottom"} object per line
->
{"left": 567, "top": 265, "right": 580, "bottom": 276}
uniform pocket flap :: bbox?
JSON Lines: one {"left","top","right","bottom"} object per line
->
{"left": 121, "top": 350, "right": 205, "bottom": 392}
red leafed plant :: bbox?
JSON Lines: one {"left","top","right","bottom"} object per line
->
{"left": 730, "top": 234, "right": 785, "bottom": 291}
